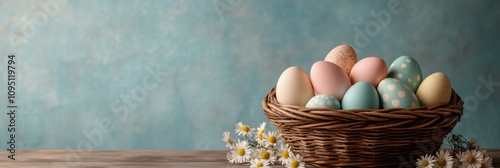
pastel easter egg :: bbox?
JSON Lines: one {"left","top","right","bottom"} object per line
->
{"left": 342, "top": 81, "right": 380, "bottom": 110}
{"left": 310, "top": 61, "right": 352, "bottom": 101}
{"left": 305, "top": 94, "right": 341, "bottom": 109}
{"left": 387, "top": 56, "right": 423, "bottom": 92}
{"left": 349, "top": 57, "right": 388, "bottom": 87}
{"left": 276, "top": 66, "right": 315, "bottom": 107}
{"left": 416, "top": 72, "right": 452, "bottom": 106}
{"left": 377, "top": 78, "right": 420, "bottom": 108}
{"left": 324, "top": 44, "right": 357, "bottom": 75}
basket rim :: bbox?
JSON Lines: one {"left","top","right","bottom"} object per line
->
{"left": 264, "top": 86, "right": 463, "bottom": 112}
{"left": 262, "top": 87, "right": 464, "bottom": 130}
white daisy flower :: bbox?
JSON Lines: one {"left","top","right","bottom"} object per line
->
{"left": 229, "top": 140, "right": 252, "bottom": 164}
{"left": 250, "top": 158, "right": 271, "bottom": 168}
{"left": 235, "top": 122, "right": 255, "bottom": 137}
{"left": 480, "top": 149, "right": 489, "bottom": 159}
{"left": 255, "top": 148, "right": 276, "bottom": 165}
{"left": 255, "top": 122, "right": 269, "bottom": 146}
{"left": 460, "top": 150, "right": 483, "bottom": 168}
{"left": 278, "top": 143, "right": 292, "bottom": 165}
{"left": 454, "top": 151, "right": 465, "bottom": 168}
{"left": 222, "top": 131, "right": 234, "bottom": 149}
{"left": 255, "top": 132, "right": 266, "bottom": 146}
{"left": 286, "top": 153, "right": 305, "bottom": 168}
{"left": 481, "top": 156, "right": 493, "bottom": 168}
{"left": 477, "top": 149, "right": 493, "bottom": 168}
{"left": 250, "top": 151, "right": 258, "bottom": 160}
{"left": 263, "top": 131, "right": 282, "bottom": 148}
{"left": 434, "top": 150, "right": 453, "bottom": 168}
{"left": 257, "top": 122, "right": 266, "bottom": 135}
{"left": 416, "top": 154, "right": 435, "bottom": 168}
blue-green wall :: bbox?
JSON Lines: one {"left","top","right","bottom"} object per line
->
{"left": 0, "top": 0, "right": 499, "bottom": 150}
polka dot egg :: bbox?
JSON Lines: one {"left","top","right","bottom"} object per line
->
{"left": 387, "top": 56, "right": 423, "bottom": 92}
{"left": 377, "top": 78, "right": 419, "bottom": 108}
{"left": 305, "top": 94, "right": 341, "bottom": 110}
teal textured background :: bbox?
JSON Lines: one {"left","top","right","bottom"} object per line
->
{"left": 0, "top": 0, "right": 499, "bottom": 150}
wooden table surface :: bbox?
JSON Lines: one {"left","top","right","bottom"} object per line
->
{"left": 1, "top": 150, "right": 499, "bottom": 167}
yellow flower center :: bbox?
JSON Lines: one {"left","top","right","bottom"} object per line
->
{"left": 237, "top": 148, "right": 245, "bottom": 156}
{"left": 282, "top": 151, "right": 289, "bottom": 159}
{"left": 259, "top": 129, "right": 265, "bottom": 134}
{"left": 467, "top": 155, "right": 475, "bottom": 164}
{"left": 261, "top": 151, "right": 270, "bottom": 160}
{"left": 268, "top": 136, "right": 277, "bottom": 144}
{"left": 227, "top": 139, "right": 233, "bottom": 145}
{"left": 291, "top": 160, "right": 299, "bottom": 168}
{"left": 256, "top": 162, "right": 263, "bottom": 168}
{"left": 438, "top": 158, "right": 446, "bottom": 166}
{"left": 422, "top": 160, "right": 429, "bottom": 167}
{"left": 241, "top": 125, "right": 249, "bottom": 132}
{"left": 258, "top": 134, "right": 263, "bottom": 141}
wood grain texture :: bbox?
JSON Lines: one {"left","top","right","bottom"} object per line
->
{"left": 0, "top": 150, "right": 499, "bottom": 167}
{"left": 0, "top": 151, "right": 245, "bottom": 168}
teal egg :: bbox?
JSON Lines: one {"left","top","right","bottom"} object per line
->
{"left": 377, "top": 78, "right": 419, "bottom": 108}
{"left": 305, "top": 94, "right": 341, "bottom": 109}
{"left": 387, "top": 56, "right": 422, "bottom": 92}
{"left": 341, "top": 81, "right": 379, "bottom": 110}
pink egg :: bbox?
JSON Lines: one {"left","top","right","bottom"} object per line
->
{"left": 310, "top": 61, "right": 352, "bottom": 101}
{"left": 349, "top": 57, "right": 388, "bottom": 87}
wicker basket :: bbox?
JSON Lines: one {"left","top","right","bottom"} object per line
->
{"left": 262, "top": 87, "right": 463, "bottom": 167}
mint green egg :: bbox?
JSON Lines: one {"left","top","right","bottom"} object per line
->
{"left": 387, "top": 56, "right": 422, "bottom": 92}
{"left": 377, "top": 78, "right": 420, "bottom": 108}
{"left": 305, "top": 94, "right": 340, "bottom": 109}
{"left": 342, "top": 81, "right": 379, "bottom": 110}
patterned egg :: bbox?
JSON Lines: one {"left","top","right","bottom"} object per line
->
{"left": 342, "top": 81, "right": 380, "bottom": 110}
{"left": 324, "top": 44, "right": 357, "bottom": 75}
{"left": 387, "top": 55, "right": 422, "bottom": 92}
{"left": 377, "top": 78, "right": 419, "bottom": 109}
{"left": 305, "top": 94, "right": 341, "bottom": 109}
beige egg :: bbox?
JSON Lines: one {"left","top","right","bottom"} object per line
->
{"left": 276, "top": 66, "right": 314, "bottom": 107}
{"left": 416, "top": 72, "right": 452, "bottom": 106}
{"left": 324, "top": 44, "right": 357, "bottom": 75}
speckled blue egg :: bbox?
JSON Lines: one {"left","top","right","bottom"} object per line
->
{"left": 377, "top": 78, "right": 419, "bottom": 108}
{"left": 342, "top": 81, "right": 380, "bottom": 110}
{"left": 387, "top": 56, "right": 422, "bottom": 92}
{"left": 305, "top": 94, "right": 341, "bottom": 109}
